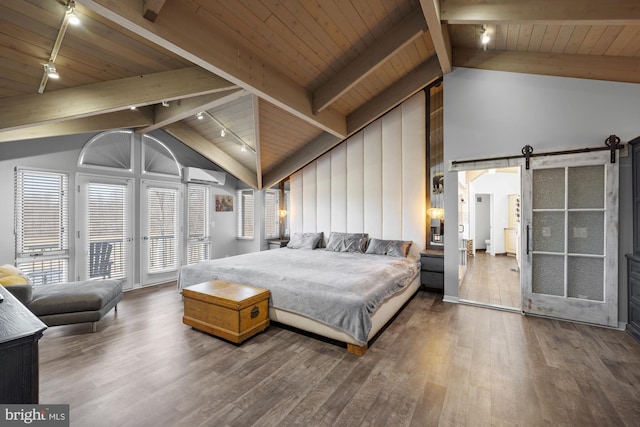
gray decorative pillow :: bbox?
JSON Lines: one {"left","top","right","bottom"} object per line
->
{"left": 365, "top": 238, "right": 391, "bottom": 255}
{"left": 286, "top": 232, "right": 323, "bottom": 249}
{"left": 325, "top": 232, "right": 368, "bottom": 253}
{"left": 386, "top": 240, "right": 412, "bottom": 257}
{"left": 365, "top": 238, "right": 412, "bottom": 257}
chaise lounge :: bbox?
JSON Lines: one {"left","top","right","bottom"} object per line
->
{"left": 0, "top": 265, "right": 123, "bottom": 332}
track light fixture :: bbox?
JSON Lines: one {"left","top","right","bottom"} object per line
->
{"left": 66, "top": 2, "right": 80, "bottom": 26}
{"left": 196, "top": 112, "right": 204, "bottom": 120}
{"left": 162, "top": 101, "right": 170, "bottom": 107}
{"left": 480, "top": 26, "right": 490, "bottom": 49}
{"left": 45, "top": 61, "right": 59, "bottom": 79}
{"left": 220, "top": 128, "right": 226, "bottom": 137}
{"left": 241, "top": 145, "right": 247, "bottom": 153}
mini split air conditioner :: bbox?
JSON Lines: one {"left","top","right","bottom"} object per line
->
{"left": 182, "top": 167, "right": 226, "bottom": 185}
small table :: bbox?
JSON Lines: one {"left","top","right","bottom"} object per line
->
{"left": 182, "top": 280, "right": 270, "bottom": 344}
{"left": 420, "top": 249, "right": 444, "bottom": 292}
{"left": 268, "top": 238, "right": 289, "bottom": 249}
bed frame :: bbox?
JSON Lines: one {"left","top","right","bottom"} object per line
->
{"left": 269, "top": 274, "right": 421, "bottom": 356}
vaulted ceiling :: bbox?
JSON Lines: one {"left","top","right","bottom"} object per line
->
{"left": 1, "top": 0, "right": 639, "bottom": 189}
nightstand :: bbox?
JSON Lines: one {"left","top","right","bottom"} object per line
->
{"left": 420, "top": 249, "right": 444, "bottom": 291}
{"left": 268, "top": 238, "right": 289, "bottom": 249}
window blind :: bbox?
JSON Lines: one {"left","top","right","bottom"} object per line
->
{"left": 15, "top": 169, "right": 69, "bottom": 284}
{"left": 264, "top": 190, "right": 279, "bottom": 238}
{"left": 237, "top": 189, "right": 254, "bottom": 238}
{"left": 187, "top": 185, "right": 210, "bottom": 264}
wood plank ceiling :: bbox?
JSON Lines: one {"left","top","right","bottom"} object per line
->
{"left": 0, "top": 0, "right": 639, "bottom": 189}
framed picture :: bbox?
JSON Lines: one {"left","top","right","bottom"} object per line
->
{"left": 215, "top": 195, "right": 234, "bottom": 212}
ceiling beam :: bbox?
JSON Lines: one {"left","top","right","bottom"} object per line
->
{"left": 0, "top": 108, "right": 154, "bottom": 143}
{"left": 440, "top": 0, "right": 640, "bottom": 24}
{"left": 143, "top": 0, "right": 167, "bottom": 22}
{"left": 453, "top": 48, "right": 640, "bottom": 84}
{"left": 312, "top": 9, "right": 426, "bottom": 114}
{"left": 419, "top": 0, "right": 452, "bottom": 74}
{"left": 262, "top": 132, "right": 341, "bottom": 189}
{"left": 137, "top": 89, "right": 245, "bottom": 134}
{"left": 252, "top": 94, "right": 263, "bottom": 189}
{"left": 77, "top": 0, "right": 348, "bottom": 138}
{"left": 164, "top": 122, "right": 258, "bottom": 189}
{"left": 347, "top": 56, "right": 441, "bottom": 135}
{"left": 0, "top": 67, "right": 235, "bottom": 132}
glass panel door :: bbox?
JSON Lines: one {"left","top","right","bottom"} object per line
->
{"left": 521, "top": 152, "right": 618, "bottom": 326}
{"left": 77, "top": 175, "right": 134, "bottom": 289}
{"left": 141, "top": 181, "right": 182, "bottom": 286}
{"left": 186, "top": 184, "right": 210, "bottom": 265}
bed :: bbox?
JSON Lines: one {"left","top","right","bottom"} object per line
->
{"left": 178, "top": 233, "right": 420, "bottom": 355}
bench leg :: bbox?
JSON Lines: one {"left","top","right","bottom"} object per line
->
{"left": 114, "top": 304, "right": 118, "bottom": 313}
{"left": 92, "top": 322, "right": 97, "bottom": 333}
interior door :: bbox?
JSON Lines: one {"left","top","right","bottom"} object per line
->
{"left": 77, "top": 174, "right": 134, "bottom": 289}
{"left": 521, "top": 152, "right": 618, "bottom": 326}
{"left": 141, "top": 180, "right": 182, "bottom": 286}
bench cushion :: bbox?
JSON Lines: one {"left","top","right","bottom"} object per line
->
{"left": 29, "top": 279, "right": 123, "bottom": 316}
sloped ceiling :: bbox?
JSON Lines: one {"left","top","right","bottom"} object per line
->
{"left": 1, "top": 0, "right": 639, "bottom": 189}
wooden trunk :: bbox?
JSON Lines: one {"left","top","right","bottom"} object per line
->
{"left": 182, "top": 280, "right": 270, "bottom": 344}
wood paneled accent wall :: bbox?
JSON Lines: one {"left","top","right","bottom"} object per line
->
{"left": 290, "top": 92, "right": 426, "bottom": 257}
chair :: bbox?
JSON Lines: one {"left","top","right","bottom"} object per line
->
{"left": 89, "top": 242, "right": 113, "bottom": 279}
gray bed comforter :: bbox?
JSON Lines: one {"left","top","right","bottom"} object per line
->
{"left": 179, "top": 248, "right": 420, "bottom": 344}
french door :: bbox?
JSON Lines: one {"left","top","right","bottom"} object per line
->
{"left": 521, "top": 152, "right": 618, "bottom": 326}
{"left": 186, "top": 184, "right": 211, "bottom": 264}
{"left": 77, "top": 175, "right": 134, "bottom": 289}
{"left": 141, "top": 180, "right": 182, "bottom": 286}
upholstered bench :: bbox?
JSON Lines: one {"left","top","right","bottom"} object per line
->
{"left": 2, "top": 272, "right": 123, "bottom": 332}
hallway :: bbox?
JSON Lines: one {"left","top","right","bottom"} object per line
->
{"left": 459, "top": 251, "right": 520, "bottom": 309}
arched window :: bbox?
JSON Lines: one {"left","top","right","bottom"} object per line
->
{"left": 142, "top": 134, "right": 181, "bottom": 177}
{"left": 78, "top": 130, "right": 134, "bottom": 171}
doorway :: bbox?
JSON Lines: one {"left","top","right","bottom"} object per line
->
{"left": 458, "top": 168, "right": 521, "bottom": 311}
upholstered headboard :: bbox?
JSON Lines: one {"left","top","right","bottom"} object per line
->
{"left": 289, "top": 91, "right": 426, "bottom": 257}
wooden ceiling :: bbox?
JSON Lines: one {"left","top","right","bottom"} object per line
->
{"left": 1, "top": 0, "right": 639, "bottom": 189}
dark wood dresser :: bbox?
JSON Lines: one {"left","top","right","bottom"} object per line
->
{"left": 627, "top": 136, "right": 640, "bottom": 343}
{"left": 0, "top": 285, "right": 47, "bottom": 403}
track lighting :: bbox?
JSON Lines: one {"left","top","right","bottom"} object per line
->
{"left": 480, "top": 26, "right": 490, "bottom": 49}
{"left": 220, "top": 128, "right": 226, "bottom": 137}
{"left": 241, "top": 145, "right": 247, "bottom": 153}
{"left": 196, "top": 112, "right": 204, "bottom": 120}
{"left": 130, "top": 106, "right": 137, "bottom": 110}
{"left": 162, "top": 101, "right": 169, "bottom": 107}
{"left": 66, "top": 8, "right": 80, "bottom": 26}
{"left": 45, "top": 61, "right": 59, "bottom": 79}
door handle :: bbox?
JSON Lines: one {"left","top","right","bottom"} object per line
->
{"left": 143, "top": 236, "right": 149, "bottom": 240}
{"left": 526, "top": 225, "right": 530, "bottom": 255}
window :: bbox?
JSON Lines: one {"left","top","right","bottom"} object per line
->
{"left": 264, "top": 190, "right": 279, "bottom": 239}
{"left": 237, "top": 189, "right": 254, "bottom": 239}
{"left": 187, "top": 185, "right": 210, "bottom": 264}
{"left": 146, "top": 185, "right": 179, "bottom": 273}
{"left": 15, "top": 169, "right": 69, "bottom": 285}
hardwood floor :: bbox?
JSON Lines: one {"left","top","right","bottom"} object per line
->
{"left": 39, "top": 283, "right": 640, "bottom": 426}
{"left": 459, "top": 251, "right": 521, "bottom": 309}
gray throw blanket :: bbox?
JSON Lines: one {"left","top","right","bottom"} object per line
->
{"left": 179, "top": 248, "right": 419, "bottom": 344}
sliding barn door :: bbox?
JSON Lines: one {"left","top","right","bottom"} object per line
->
{"left": 521, "top": 152, "right": 618, "bottom": 326}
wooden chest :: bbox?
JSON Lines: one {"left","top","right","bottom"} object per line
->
{"left": 182, "top": 280, "right": 270, "bottom": 344}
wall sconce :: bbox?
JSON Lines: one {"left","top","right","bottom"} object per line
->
{"left": 427, "top": 207, "right": 445, "bottom": 219}
{"left": 278, "top": 209, "right": 288, "bottom": 218}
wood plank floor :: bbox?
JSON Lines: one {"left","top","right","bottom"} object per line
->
{"left": 39, "top": 283, "right": 640, "bottom": 426}
{"left": 459, "top": 251, "right": 521, "bottom": 309}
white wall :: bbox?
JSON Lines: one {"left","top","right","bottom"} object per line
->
{"left": 444, "top": 68, "right": 640, "bottom": 322}
{"left": 290, "top": 91, "right": 426, "bottom": 256}
{"left": 469, "top": 171, "right": 520, "bottom": 254}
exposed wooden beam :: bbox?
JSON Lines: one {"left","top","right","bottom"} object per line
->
{"left": 453, "top": 48, "right": 640, "bottom": 84}
{"left": 137, "top": 89, "right": 245, "bottom": 134}
{"left": 347, "top": 56, "right": 441, "bottom": 135}
{"left": 77, "top": 0, "right": 348, "bottom": 138}
{"left": 420, "top": 0, "right": 452, "bottom": 73}
{"left": 312, "top": 10, "right": 426, "bottom": 114}
{"left": 252, "top": 94, "right": 263, "bottom": 189}
{"left": 0, "top": 108, "right": 153, "bottom": 143}
{"left": 143, "top": 0, "right": 167, "bottom": 22}
{"left": 0, "top": 67, "right": 235, "bottom": 132}
{"left": 164, "top": 122, "right": 258, "bottom": 189}
{"left": 441, "top": 0, "right": 640, "bottom": 24}
{"left": 262, "top": 133, "right": 341, "bottom": 189}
